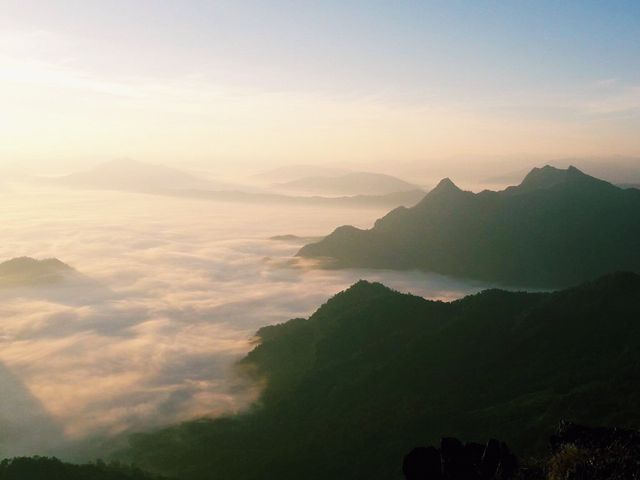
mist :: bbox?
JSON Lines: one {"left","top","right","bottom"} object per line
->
{"left": 0, "top": 181, "right": 496, "bottom": 459}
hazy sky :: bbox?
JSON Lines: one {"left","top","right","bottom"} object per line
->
{"left": 1, "top": 0, "right": 639, "bottom": 171}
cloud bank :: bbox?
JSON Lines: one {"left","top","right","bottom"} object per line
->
{"left": 0, "top": 185, "right": 492, "bottom": 457}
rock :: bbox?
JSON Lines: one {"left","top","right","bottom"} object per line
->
{"left": 402, "top": 446, "right": 442, "bottom": 480}
{"left": 402, "top": 438, "right": 515, "bottom": 480}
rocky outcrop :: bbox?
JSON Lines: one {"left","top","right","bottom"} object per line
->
{"left": 403, "top": 422, "right": 640, "bottom": 480}
{"left": 402, "top": 438, "right": 517, "bottom": 480}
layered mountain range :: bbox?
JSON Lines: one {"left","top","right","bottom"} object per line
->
{"left": 299, "top": 166, "right": 640, "bottom": 287}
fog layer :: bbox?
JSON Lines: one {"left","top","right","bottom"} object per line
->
{"left": 0, "top": 185, "right": 492, "bottom": 457}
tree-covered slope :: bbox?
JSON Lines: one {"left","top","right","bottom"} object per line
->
{"left": 0, "top": 457, "right": 168, "bottom": 480}
{"left": 122, "top": 272, "right": 640, "bottom": 480}
{"left": 298, "top": 166, "right": 640, "bottom": 287}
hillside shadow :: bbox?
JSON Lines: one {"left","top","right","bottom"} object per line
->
{"left": 0, "top": 362, "right": 65, "bottom": 459}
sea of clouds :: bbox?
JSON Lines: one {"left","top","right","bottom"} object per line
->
{"left": 0, "top": 185, "right": 494, "bottom": 458}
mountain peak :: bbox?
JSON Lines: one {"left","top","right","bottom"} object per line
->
{"left": 513, "top": 165, "right": 604, "bottom": 193}
{"left": 0, "top": 257, "right": 75, "bottom": 287}
{"left": 344, "top": 279, "right": 391, "bottom": 294}
{"left": 323, "top": 280, "right": 398, "bottom": 308}
{"left": 431, "top": 177, "right": 462, "bottom": 194}
{"left": 0, "top": 257, "right": 72, "bottom": 273}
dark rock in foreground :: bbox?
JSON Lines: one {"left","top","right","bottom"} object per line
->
{"left": 403, "top": 438, "right": 516, "bottom": 480}
{"left": 404, "top": 422, "right": 640, "bottom": 480}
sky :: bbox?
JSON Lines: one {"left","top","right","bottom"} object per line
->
{"left": 0, "top": 0, "right": 639, "bottom": 173}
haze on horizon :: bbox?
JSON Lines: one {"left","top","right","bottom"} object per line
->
{"left": 2, "top": 0, "right": 640, "bottom": 467}
{"left": 1, "top": 0, "right": 639, "bottom": 178}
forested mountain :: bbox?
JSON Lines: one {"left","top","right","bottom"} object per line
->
{"left": 298, "top": 166, "right": 640, "bottom": 287}
{"left": 0, "top": 457, "right": 169, "bottom": 480}
{"left": 122, "top": 272, "right": 640, "bottom": 480}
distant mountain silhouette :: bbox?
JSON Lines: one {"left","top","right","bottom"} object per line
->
{"left": 268, "top": 234, "right": 323, "bottom": 243}
{"left": 298, "top": 166, "right": 640, "bottom": 287}
{"left": 52, "top": 160, "right": 423, "bottom": 209}
{"left": 56, "top": 159, "right": 229, "bottom": 193}
{"left": 123, "top": 272, "right": 640, "bottom": 480}
{"left": 0, "top": 257, "right": 75, "bottom": 288}
{"left": 481, "top": 157, "right": 640, "bottom": 188}
{"left": 254, "top": 164, "right": 348, "bottom": 182}
{"left": 273, "top": 172, "right": 422, "bottom": 196}
{"left": 173, "top": 187, "right": 426, "bottom": 209}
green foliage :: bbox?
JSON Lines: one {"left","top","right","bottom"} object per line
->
{"left": 547, "top": 445, "right": 586, "bottom": 480}
{"left": 121, "top": 272, "right": 640, "bottom": 480}
{"left": 0, "top": 456, "right": 168, "bottom": 480}
{"left": 546, "top": 441, "right": 640, "bottom": 480}
{"left": 298, "top": 166, "right": 640, "bottom": 287}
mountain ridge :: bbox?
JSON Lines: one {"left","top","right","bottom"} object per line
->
{"left": 55, "top": 159, "right": 229, "bottom": 192}
{"left": 273, "top": 171, "right": 422, "bottom": 196}
{"left": 122, "top": 272, "right": 640, "bottom": 480}
{"left": 298, "top": 166, "right": 640, "bottom": 287}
